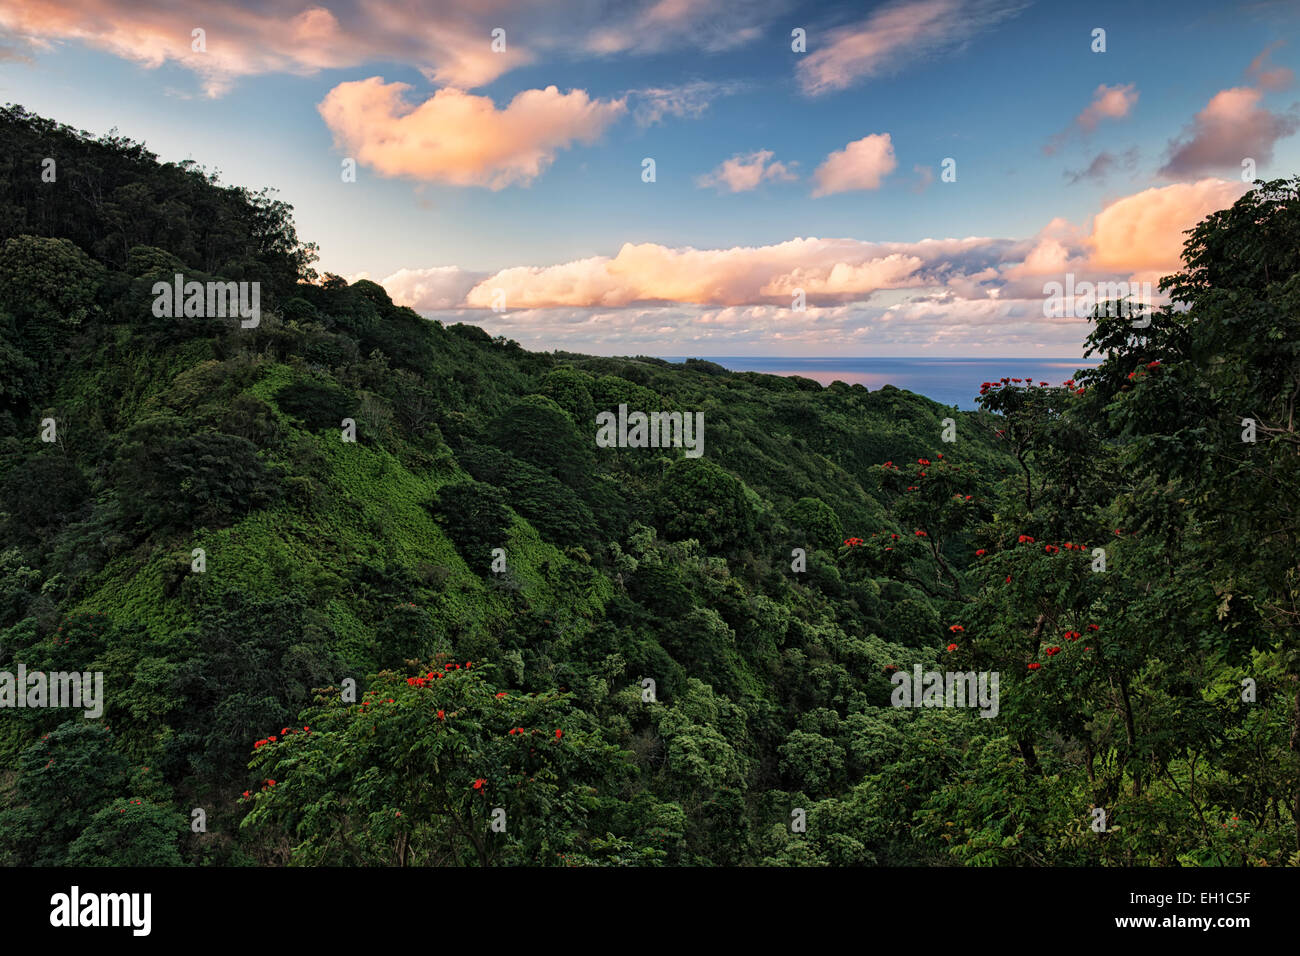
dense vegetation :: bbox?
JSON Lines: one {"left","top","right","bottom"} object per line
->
{"left": 1, "top": 106, "right": 1296, "bottom": 866}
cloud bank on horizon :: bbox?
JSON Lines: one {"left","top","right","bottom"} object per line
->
{"left": 1, "top": 0, "right": 1298, "bottom": 355}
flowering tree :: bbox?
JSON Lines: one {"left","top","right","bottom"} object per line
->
{"left": 240, "top": 658, "right": 632, "bottom": 866}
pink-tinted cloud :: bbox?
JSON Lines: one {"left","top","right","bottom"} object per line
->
{"left": 460, "top": 236, "right": 1017, "bottom": 309}
{"left": 796, "top": 0, "right": 1027, "bottom": 96}
{"left": 1077, "top": 83, "right": 1139, "bottom": 131}
{"left": 374, "top": 266, "right": 486, "bottom": 311}
{"left": 317, "top": 78, "right": 626, "bottom": 189}
{"left": 0, "top": 0, "right": 535, "bottom": 95}
{"left": 374, "top": 179, "right": 1254, "bottom": 354}
{"left": 812, "top": 134, "right": 897, "bottom": 197}
{"left": 760, "top": 254, "right": 925, "bottom": 296}
{"left": 1044, "top": 83, "right": 1138, "bottom": 155}
{"left": 1088, "top": 178, "right": 1249, "bottom": 273}
{"left": 0, "top": 0, "right": 769, "bottom": 96}
{"left": 1064, "top": 147, "right": 1139, "bottom": 185}
{"left": 631, "top": 80, "right": 747, "bottom": 126}
{"left": 1248, "top": 42, "right": 1294, "bottom": 93}
{"left": 910, "top": 164, "right": 936, "bottom": 193}
{"left": 584, "top": 0, "right": 775, "bottom": 56}
{"left": 1159, "top": 86, "right": 1299, "bottom": 178}
{"left": 372, "top": 179, "right": 1249, "bottom": 358}
{"left": 696, "top": 150, "right": 797, "bottom": 192}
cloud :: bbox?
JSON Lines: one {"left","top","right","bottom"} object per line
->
{"left": 1088, "top": 178, "right": 1249, "bottom": 273}
{"left": 812, "top": 133, "right": 897, "bottom": 196}
{"left": 1247, "top": 42, "right": 1294, "bottom": 92}
{"left": 376, "top": 266, "right": 486, "bottom": 311}
{"left": 796, "top": 0, "right": 1027, "bottom": 96}
{"left": 583, "top": 0, "right": 779, "bottom": 56}
{"left": 630, "top": 80, "right": 747, "bottom": 126}
{"left": 458, "top": 235, "right": 1021, "bottom": 309}
{"left": 1064, "top": 147, "right": 1139, "bottom": 185}
{"left": 1044, "top": 83, "right": 1138, "bottom": 155}
{"left": 696, "top": 150, "right": 797, "bottom": 192}
{"left": 376, "top": 179, "right": 1249, "bottom": 354}
{"left": 0, "top": 0, "right": 538, "bottom": 95}
{"left": 1076, "top": 83, "right": 1139, "bottom": 131}
{"left": 759, "top": 254, "right": 925, "bottom": 296}
{"left": 0, "top": 27, "right": 34, "bottom": 63}
{"left": 0, "top": 0, "right": 777, "bottom": 96}
{"left": 1159, "top": 86, "right": 1299, "bottom": 178}
{"left": 317, "top": 78, "right": 626, "bottom": 189}
{"left": 910, "top": 164, "right": 935, "bottom": 193}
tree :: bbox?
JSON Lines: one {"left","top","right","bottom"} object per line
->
{"left": 241, "top": 663, "right": 630, "bottom": 865}
{"left": 654, "top": 458, "right": 758, "bottom": 553}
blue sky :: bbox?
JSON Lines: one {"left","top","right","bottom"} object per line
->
{"left": 1, "top": 0, "right": 1298, "bottom": 355}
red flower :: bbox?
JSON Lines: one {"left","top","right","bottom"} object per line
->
{"left": 1006, "top": 575, "right": 1012, "bottom": 583}
{"left": 473, "top": 778, "right": 486, "bottom": 790}
{"left": 495, "top": 692, "right": 507, "bottom": 698}
{"left": 1086, "top": 624, "right": 1099, "bottom": 631}
{"left": 949, "top": 624, "right": 964, "bottom": 633}
{"left": 267, "top": 779, "right": 276, "bottom": 787}
{"left": 914, "top": 529, "right": 927, "bottom": 537}
{"left": 1027, "top": 662, "right": 1041, "bottom": 671}
{"left": 555, "top": 729, "right": 563, "bottom": 740}
{"left": 437, "top": 710, "right": 445, "bottom": 720}
{"left": 1045, "top": 646, "right": 1062, "bottom": 657}
{"left": 975, "top": 549, "right": 986, "bottom": 556}
{"left": 1147, "top": 360, "right": 1160, "bottom": 368}
{"left": 242, "top": 790, "right": 250, "bottom": 799}
{"left": 946, "top": 643, "right": 958, "bottom": 652}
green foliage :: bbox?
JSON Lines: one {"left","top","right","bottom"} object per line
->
{"left": 654, "top": 457, "right": 758, "bottom": 552}
{"left": 786, "top": 497, "right": 843, "bottom": 550}
{"left": 429, "top": 480, "right": 514, "bottom": 568}
{"left": 0, "top": 106, "right": 1290, "bottom": 868}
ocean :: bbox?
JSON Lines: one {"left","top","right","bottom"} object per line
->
{"left": 659, "top": 356, "right": 1102, "bottom": 410}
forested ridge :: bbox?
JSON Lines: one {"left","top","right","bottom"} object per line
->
{"left": 1, "top": 106, "right": 1297, "bottom": 866}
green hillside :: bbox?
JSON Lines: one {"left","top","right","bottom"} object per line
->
{"left": 1, "top": 106, "right": 1296, "bottom": 867}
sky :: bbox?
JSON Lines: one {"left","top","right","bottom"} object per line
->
{"left": 1, "top": 0, "right": 1298, "bottom": 357}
